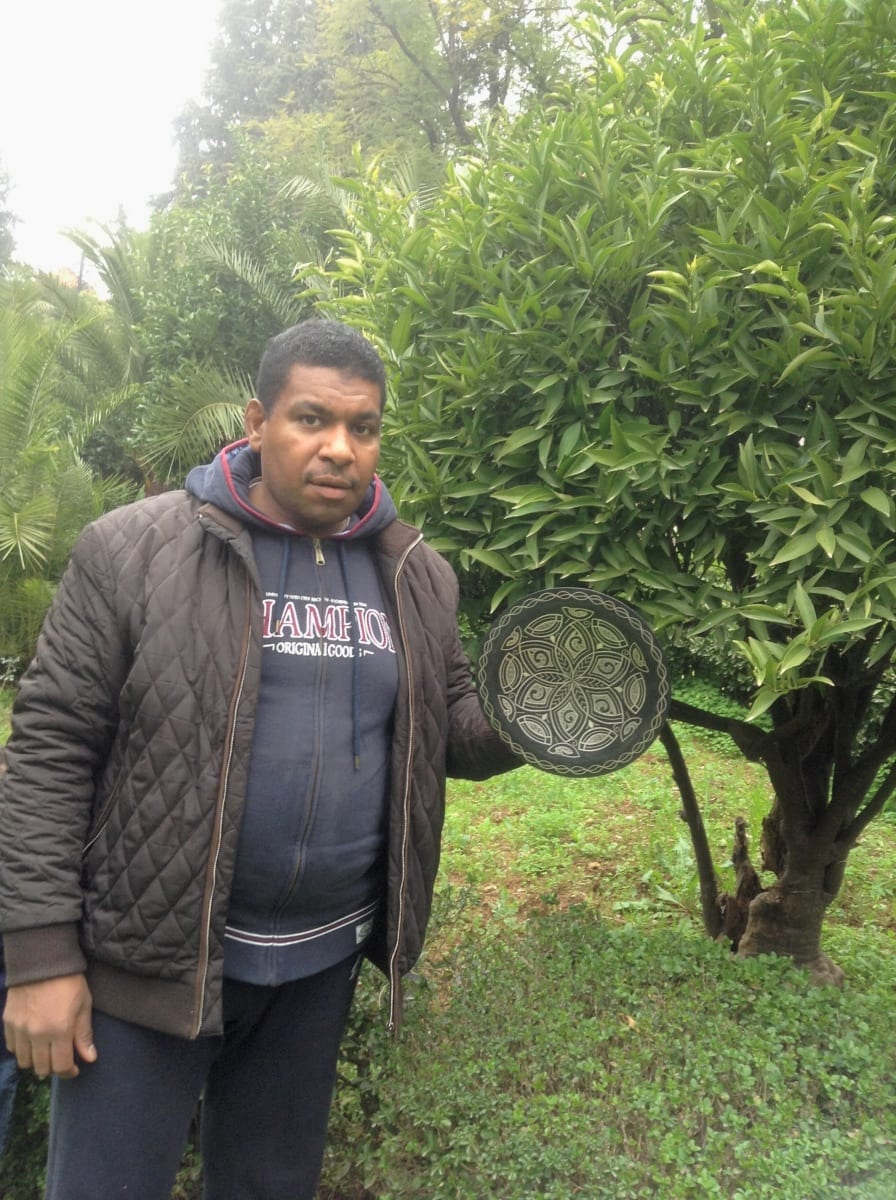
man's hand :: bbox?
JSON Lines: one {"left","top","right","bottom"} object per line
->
{"left": 3, "top": 975, "right": 97, "bottom": 1079}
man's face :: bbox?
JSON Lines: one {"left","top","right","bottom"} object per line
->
{"left": 244, "top": 364, "right": 382, "bottom": 536}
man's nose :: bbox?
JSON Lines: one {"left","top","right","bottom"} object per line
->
{"left": 321, "top": 424, "right": 354, "bottom": 463}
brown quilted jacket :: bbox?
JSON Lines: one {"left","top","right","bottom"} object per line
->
{"left": 0, "top": 492, "right": 517, "bottom": 1037}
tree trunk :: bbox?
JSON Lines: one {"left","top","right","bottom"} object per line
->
{"left": 738, "top": 870, "right": 844, "bottom": 986}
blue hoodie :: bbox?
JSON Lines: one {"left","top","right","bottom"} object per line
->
{"left": 186, "top": 442, "right": 399, "bottom": 984}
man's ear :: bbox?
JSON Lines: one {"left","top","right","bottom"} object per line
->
{"left": 244, "top": 398, "right": 265, "bottom": 449}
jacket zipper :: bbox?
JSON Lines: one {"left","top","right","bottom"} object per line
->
{"left": 387, "top": 533, "right": 423, "bottom": 1033}
{"left": 273, "top": 539, "right": 328, "bottom": 910}
{"left": 191, "top": 571, "right": 253, "bottom": 1036}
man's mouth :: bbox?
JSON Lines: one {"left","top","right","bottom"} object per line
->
{"left": 307, "top": 476, "right": 353, "bottom": 494}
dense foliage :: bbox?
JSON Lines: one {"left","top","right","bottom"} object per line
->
{"left": 309, "top": 0, "right": 896, "bottom": 969}
{"left": 0, "top": 277, "right": 137, "bottom": 662}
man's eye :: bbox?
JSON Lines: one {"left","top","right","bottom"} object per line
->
{"left": 298, "top": 414, "right": 320, "bottom": 427}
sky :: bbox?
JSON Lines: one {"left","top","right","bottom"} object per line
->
{"left": 1, "top": 0, "right": 223, "bottom": 275}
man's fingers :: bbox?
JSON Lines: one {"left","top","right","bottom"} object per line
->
{"left": 49, "top": 1036, "right": 80, "bottom": 1079}
{"left": 30, "top": 1040, "right": 53, "bottom": 1079}
{"left": 14, "top": 1034, "right": 78, "bottom": 1079}
{"left": 73, "top": 1010, "right": 97, "bottom": 1066}
{"left": 6, "top": 1028, "right": 33, "bottom": 1072}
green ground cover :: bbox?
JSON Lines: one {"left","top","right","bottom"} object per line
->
{"left": 1, "top": 699, "right": 894, "bottom": 1197}
{"left": 317, "top": 723, "right": 896, "bottom": 1199}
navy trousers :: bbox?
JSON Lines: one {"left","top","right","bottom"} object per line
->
{"left": 45, "top": 956, "right": 361, "bottom": 1200}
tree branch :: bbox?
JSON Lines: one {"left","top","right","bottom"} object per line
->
{"left": 369, "top": 1, "right": 446, "bottom": 95}
{"left": 844, "top": 756, "right": 896, "bottom": 844}
{"left": 369, "top": 0, "right": 474, "bottom": 144}
{"left": 853, "top": 685, "right": 896, "bottom": 780}
{"left": 659, "top": 723, "right": 723, "bottom": 938}
{"left": 669, "top": 698, "right": 769, "bottom": 761}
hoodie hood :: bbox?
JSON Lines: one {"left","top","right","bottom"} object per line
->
{"left": 185, "top": 439, "right": 397, "bottom": 540}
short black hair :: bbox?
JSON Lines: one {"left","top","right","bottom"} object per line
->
{"left": 255, "top": 319, "right": 387, "bottom": 413}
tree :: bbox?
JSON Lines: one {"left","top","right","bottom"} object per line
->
{"left": 0, "top": 277, "right": 135, "bottom": 664}
{"left": 69, "top": 217, "right": 261, "bottom": 491}
{"left": 0, "top": 160, "right": 16, "bottom": 268}
{"left": 172, "top": 0, "right": 575, "bottom": 191}
{"left": 206, "top": 0, "right": 328, "bottom": 125}
{"left": 171, "top": 0, "right": 328, "bottom": 192}
{"left": 323, "top": 0, "right": 574, "bottom": 151}
{"left": 309, "top": 0, "right": 896, "bottom": 980}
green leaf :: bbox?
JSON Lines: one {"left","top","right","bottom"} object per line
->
{"left": 461, "top": 548, "right": 514, "bottom": 576}
{"left": 528, "top": 373, "right": 565, "bottom": 395}
{"left": 861, "top": 487, "right": 891, "bottom": 517}
{"left": 750, "top": 260, "right": 784, "bottom": 276}
{"left": 389, "top": 306, "right": 414, "bottom": 358}
{"left": 778, "top": 642, "right": 812, "bottom": 673}
{"left": 790, "top": 485, "right": 826, "bottom": 506}
{"left": 746, "top": 688, "right": 779, "bottom": 722}
{"left": 816, "top": 525, "right": 836, "bottom": 557}
{"left": 493, "top": 484, "right": 558, "bottom": 508}
{"left": 769, "top": 530, "right": 818, "bottom": 566}
{"left": 836, "top": 532, "right": 873, "bottom": 564}
{"left": 776, "top": 346, "right": 835, "bottom": 383}
{"left": 494, "top": 427, "right": 544, "bottom": 462}
{"left": 558, "top": 422, "right": 584, "bottom": 461}
{"left": 793, "top": 582, "right": 817, "bottom": 629}
{"left": 816, "top": 616, "right": 881, "bottom": 644}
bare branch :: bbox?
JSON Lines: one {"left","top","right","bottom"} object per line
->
{"left": 659, "top": 724, "right": 723, "bottom": 938}
{"left": 668, "top": 698, "right": 770, "bottom": 761}
{"left": 845, "top": 757, "right": 896, "bottom": 844}
{"left": 369, "top": 0, "right": 473, "bottom": 144}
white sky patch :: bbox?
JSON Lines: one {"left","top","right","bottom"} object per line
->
{"left": 1, "top": 0, "right": 221, "bottom": 273}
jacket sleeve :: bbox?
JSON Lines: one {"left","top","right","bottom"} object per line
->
{"left": 0, "top": 520, "right": 132, "bottom": 985}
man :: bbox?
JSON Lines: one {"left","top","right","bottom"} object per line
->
{"left": 0, "top": 320, "right": 518, "bottom": 1199}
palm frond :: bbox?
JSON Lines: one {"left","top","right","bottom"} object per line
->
{"left": 0, "top": 576, "right": 56, "bottom": 662}
{"left": 0, "top": 492, "right": 57, "bottom": 572}
{"left": 201, "top": 239, "right": 306, "bottom": 327}
{"left": 46, "top": 460, "right": 122, "bottom": 570}
{"left": 0, "top": 290, "right": 108, "bottom": 459}
{"left": 90, "top": 472, "right": 142, "bottom": 513}
{"left": 65, "top": 224, "right": 151, "bottom": 332}
{"left": 138, "top": 361, "right": 250, "bottom": 483}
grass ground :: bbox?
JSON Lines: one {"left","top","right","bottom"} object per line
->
{"left": 1, "top": 696, "right": 894, "bottom": 1198}
{"left": 438, "top": 722, "right": 896, "bottom": 941}
{"left": 317, "top": 722, "right": 896, "bottom": 1199}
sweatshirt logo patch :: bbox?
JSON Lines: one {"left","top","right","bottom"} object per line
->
{"left": 262, "top": 597, "right": 395, "bottom": 659}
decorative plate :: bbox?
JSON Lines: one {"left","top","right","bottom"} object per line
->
{"left": 478, "top": 588, "right": 670, "bottom": 777}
